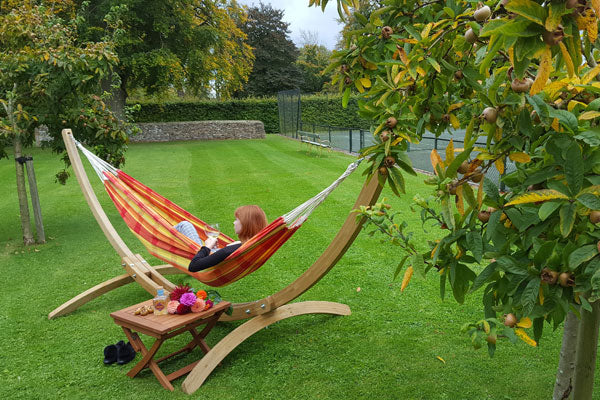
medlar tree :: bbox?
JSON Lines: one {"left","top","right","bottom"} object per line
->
{"left": 312, "top": 0, "right": 600, "bottom": 398}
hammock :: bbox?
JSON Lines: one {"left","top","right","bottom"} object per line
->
{"left": 75, "top": 139, "right": 362, "bottom": 287}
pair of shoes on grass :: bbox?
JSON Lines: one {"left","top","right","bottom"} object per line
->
{"left": 103, "top": 340, "right": 136, "bottom": 365}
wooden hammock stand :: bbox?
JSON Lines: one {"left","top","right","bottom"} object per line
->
{"left": 50, "top": 129, "right": 383, "bottom": 394}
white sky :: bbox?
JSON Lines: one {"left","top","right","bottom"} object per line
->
{"left": 237, "top": 0, "right": 344, "bottom": 49}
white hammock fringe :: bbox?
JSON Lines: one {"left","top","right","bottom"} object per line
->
{"left": 71, "top": 136, "right": 118, "bottom": 181}
{"left": 283, "top": 158, "right": 363, "bottom": 227}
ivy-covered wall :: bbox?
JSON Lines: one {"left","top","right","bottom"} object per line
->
{"left": 129, "top": 94, "right": 370, "bottom": 133}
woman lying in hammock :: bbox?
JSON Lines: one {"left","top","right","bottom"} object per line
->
{"left": 175, "top": 205, "right": 268, "bottom": 272}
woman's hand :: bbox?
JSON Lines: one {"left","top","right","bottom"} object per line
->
{"left": 205, "top": 237, "right": 218, "bottom": 249}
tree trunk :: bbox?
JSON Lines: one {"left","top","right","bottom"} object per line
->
{"left": 24, "top": 157, "right": 45, "bottom": 244}
{"left": 100, "top": 75, "right": 127, "bottom": 120}
{"left": 553, "top": 310, "right": 579, "bottom": 400}
{"left": 573, "top": 300, "right": 600, "bottom": 400}
{"left": 13, "top": 135, "right": 35, "bottom": 245}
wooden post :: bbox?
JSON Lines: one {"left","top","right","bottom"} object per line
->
{"left": 24, "top": 157, "right": 45, "bottom": 243}
{"left": 13, "top": 135, "right": 35, "bottom": 245}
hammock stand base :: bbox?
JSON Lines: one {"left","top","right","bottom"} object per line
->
{"left": 50, "top": 129, "right": 384, "bottom": 393}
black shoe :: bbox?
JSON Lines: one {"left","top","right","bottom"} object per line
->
{"left": 117, "top": 341, "right": 136, "bottom": 365}
{"left": 103, "top": 344, "right": 118, "bottom": 365}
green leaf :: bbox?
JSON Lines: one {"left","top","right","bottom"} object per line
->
{"left": 342, "top": 87, "right": 351, "bottom": 108}
{"left": 462, "top": 184, "right": 477, "bottom": 210}
{"left": 548, "top": 108, "right": 578, "bottom": 132}
{"left": 441, "top": 198, "right": 455, "bottom": 230}
{"left": 568, "top": 244, "right": 598, "bottom": 271}
{"left": 522, "top": 277, "right": 541, "bottom": 316}
{"left": 496, "top": 255, "right": 528, "bottom": 275}
{"left": 539, "top": 201, "right": 562, "bottom": 221}
{"left": 388, "top": 165, "right": 406, "bottom": 194}
{"left": 479, "top": 18, "right": 534, "bottom": 37}
{"left": 527, "top": 94, "right": 549, "bottom": 118}
{"left": 483, "top": 177, "right": 500, "bottom": 204}
{"left": 479, "top": 37, "right": 504, "bottom": 75}
{"left": 576, "top": 193, "right": 600, "bottom": 210}
{"left": 564, "top": 142, "right": 584, "bottom": 195}
{"left": 446, "top": 149, "right": 472, "bottom": 179}
{"left": 470, "top": 262, "right": 497, "bottom": 293}
{"left": 394, "top": 255, "right": 410, "bottom": 279}
{"left": 466, "top": 231, "right": 483, "bottom": 262}
{"left": 534, "top": 241, "right": 556, "bottom": 267}
{"left": 560, "top": 203, "right": 577, "bottom": 237}
{"left": 404, "top": 24, "right": 422, "bottom": 41}
{"left": 575, "top": 128, "right": 600, "bottom": 146}
{"left": 412, "top": 253, "right": 426, "bottom": 278}
{"left": 427, "top": 57, "right": 441, "bottom": 73}
{"left": 505, "top": 0, "right": 547, "bottom": 26}
{"left": 533, "top": 317, "right": 544, "bottom": 343}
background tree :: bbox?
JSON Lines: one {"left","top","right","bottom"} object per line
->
{"left": 314, "top": 0, "right": 600, "bottom": 398}
{"left": 235, "top": 2, "right": 302, "bottom": 97}
{"left": 296, "top": 31, "right": 333, "bottom": 93}
{"left": 77, "top": 0, "right": 253, "bottom": 109}
{"left": 0, "top": 2, "right": 133, "bottom": 245}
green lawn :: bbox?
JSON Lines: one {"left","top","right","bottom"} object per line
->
{"left": 0, "top": 135, "right": 591, "bottom": 399}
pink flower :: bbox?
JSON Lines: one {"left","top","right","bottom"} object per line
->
{"left": 180, "top": 292, "right": 197, "bottom": 307}
{"left": 204, "top": 299, "right": 214, "bottom": 310}
{"left": 191, "top": 299, "right": 206, "bottom": 313}
{"left": 167, "top": 300, "right": 179, "bottom": 314}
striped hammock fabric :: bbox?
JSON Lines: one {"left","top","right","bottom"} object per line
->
{"left": 74, "top": 138, "right": 361, "bottom": 287}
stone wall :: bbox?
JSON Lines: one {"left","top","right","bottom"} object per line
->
{"left": 131, "top": 120, "right": 265, "bottom": 142}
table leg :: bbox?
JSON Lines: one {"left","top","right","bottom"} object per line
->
{"left": 126, "top": 334, "right": 174, "bottom": 391}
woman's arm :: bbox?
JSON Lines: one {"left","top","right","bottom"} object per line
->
{"left": 188, "top": 244, "right": 240, "bottom": 272}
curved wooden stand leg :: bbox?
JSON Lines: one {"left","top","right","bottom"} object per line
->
{"left": 48, "top": 273, "right": 134, "bottom": 319}
{"left": 181, "top": 301, "right": 351, "bottom": 394}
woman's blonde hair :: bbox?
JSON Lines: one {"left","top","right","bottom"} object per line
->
{"left": 234, "top": 205, "right": 268, "bottom": 241}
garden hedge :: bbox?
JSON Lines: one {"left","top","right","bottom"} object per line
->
{"left": 129, "top": 94, "right": 370, "bottom": 133}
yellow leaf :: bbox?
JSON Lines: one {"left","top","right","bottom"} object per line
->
{"left": 436, "top": 356, "right": 446, "bottom": 364}
{"left": 355, "top": 79, "right": 365, "bottom": 93}
{"left": 582, "top": 65, "right": 600, "bottom": 84}
{"left": 360, "top": 77, "right": 372, "bottom": 88}
{"left": 447, "top": 102, "right": 464, "bottom": 112}
{"left": 401, "top": 266, "right": 414, "bottom": 292}
{"left": 543, "top": 80, "right": 568, "bottom": 99}
{"left": 517, "top": 317, "right": 533, "bottom": 329}
{"left": 568, "top": 100, "right": 587, "bottom": 112}
{"left": 579, "top": 185, "right": 600, "bottom": 196}
{"left": 574, "top": 292, "right": 581, "bottom": 304}
{"left": 551, "top": 117, "right": 560, "bottom": 131}
{"left": 449, "top": 114, "right": 460, "bottom": 129}
{"left": 421, "top": 23, "right": 432, "bottom": 39}
{"left": 545, "top": 5, "right": 563, "bottom": 32}
{"left": 495, "top": 158, "right": 505, "bottom": 175}
{"left": 508, "top": 152, "right": 531, "bottom": 163}
{"left": 530, "top": 46, "right": 553, "bottom": 96}
{"left": 430, "top": 149, "right": 443, "bottom": 175}
{"left": 593, "top": 0, "right": 600, "bottom": 17}
{"left": 456, "top": 185, "right": 464, "bottom": 216}
{"left": 558, "top": 42, "right": 575, "bottom": 77}
{"left": 579, "top": 111, "right": 600, "bottom": 120}
{"left": 430, "top": 242, "right": 439, "bottom": 259}
{"left": 505, "top": 189, "right": 570, "bottom": 206}
{"left": 508, "top": 46, "right": 514, "bottom": 67}
{"left": 397, "top": 47, "right": 408, "bottom": 65}
{"left": 495, "top": 126, "right": 502, "bottom": 142}
{"left": 445, "top": 139, "right": 455, "bottom": 164}
{"left": 482, "top": 320, "right": 490, "bottom": 334}
{"left": 416, "top": 66, "right": 426, "bottom": 76}
{"left": 515, "top": 328, "right": 537, "bottom": 347}
{"left": 477, "top": 179, "right": 484, "bottom": 209}
{"left": 539, "top": 286, "right": 544, "bottom": 305}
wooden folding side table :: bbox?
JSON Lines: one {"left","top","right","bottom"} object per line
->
{"left": 110, "top": 299, "right": 230, "bottom": 391}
